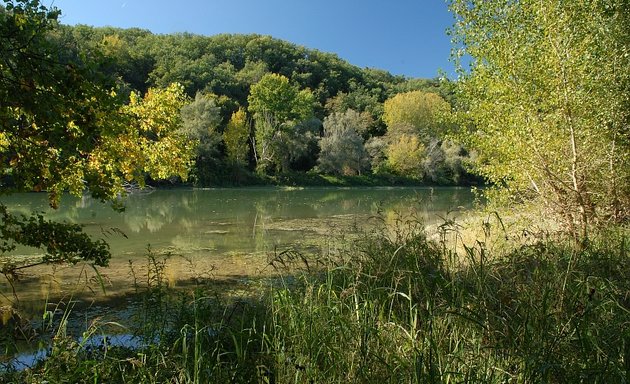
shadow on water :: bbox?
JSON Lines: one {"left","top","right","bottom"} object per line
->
{"left": 1, "top": 187, "right": 474, "bottom": 310}
{"left": 1, "top": 271, "right": 275, "bottom": 371}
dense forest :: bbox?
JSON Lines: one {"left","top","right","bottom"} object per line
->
{"left": 50, "top": 24, "right": 477, "bottom": 185}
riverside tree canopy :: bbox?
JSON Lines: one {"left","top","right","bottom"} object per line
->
{"left": 0, "top": 0, "right": 195, "bottom": 268}
{"left": 449, "top": 0, "right": 630, "bottom": 240}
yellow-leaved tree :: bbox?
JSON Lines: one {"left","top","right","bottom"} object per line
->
{"left": 0, "top": 1, "right": 195, "bottom": 269}
{"left": 382, "top": 91, "right": 451, "bottom": 140}
{"left": 450, "top": 0, "right": 630, "bottom": 242}
{"left": 224, "top": 108, "right": 251, "bottom": 166}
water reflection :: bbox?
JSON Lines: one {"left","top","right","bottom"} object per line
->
{"left": 0, "top": 187, "right": 473, "bottom": 306}
{"left": 2, "top": 187, "right": 473, "bottom": 259}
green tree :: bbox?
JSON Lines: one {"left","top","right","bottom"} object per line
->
{"left": 248, "top": 73, "right": 313, "bottom": 123}
{"left": 325, "top": 83, "right": 383, "bottom": 137}
{"left": 279, "top": 117, "right": 320, "bottom": 172}
{"left": 1, "top": 0, "right": 110, "bottom": 204}
{"left": 247, "top": 73, "right": 314, "bottom": 173}
{"left": 422, "top": 140, "right": 473, "bottom": 185}
{"left": 180, "top": 91, "right": 223, "bottom": 171}
{"left": 450, "top": 0, "right": 630, "bottom": 240}
{"left": 318, "top": 110, "right": 369, "bottom": 175}
{"left": 236, "top": 59, "right": 269, "bottom": 87}
{"left": 364, "top": 136, "right": 388, "bottom": 174}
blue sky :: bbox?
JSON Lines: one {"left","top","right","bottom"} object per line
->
{"left": 49, "top": 1, "right": 457, "bottom": 79}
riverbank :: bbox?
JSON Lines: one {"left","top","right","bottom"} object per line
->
{"left": 2, "top": 215, "right": 628, "bottom": 383}
{"left": 166, "top": 169, "right": 484, "bottom": 189}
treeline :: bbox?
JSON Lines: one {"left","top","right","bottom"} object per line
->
{"left": 54, "top": 25, "right": 478, "bottom": 185}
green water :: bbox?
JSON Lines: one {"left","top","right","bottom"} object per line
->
{"left": 1, "top": 187, "right": 474, "bottom": 305}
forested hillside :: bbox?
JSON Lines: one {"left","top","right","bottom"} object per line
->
{"left": 53, "top": 25, "right": 476, "bottom": 185}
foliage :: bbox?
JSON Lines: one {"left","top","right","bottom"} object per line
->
{"left": 180, "top": 92, "right": 223, "bottom": 157}
{"left": 96, "top": 83, "right": 195, "bottom": 191}
{"left": 392, "top": 77, "right": 457, "bottom": 105}
{"left": 223, "top": 108, "right": 250, "bottom": 166}
{"left": 248, "top": 73, "right": 315, "bottom": 173}
{"left": 235, "top": 59, "right": 269, "bottom": 87}
{"left": 60, "top": 25, "right": 455, "bottom": 117}
{"left": 180, "top": 92, "right": 224, "bottom": 185}
{"left": 449, "top": 0, "right": 630, "bottom": 239}
{"left": 281, "top": 117, "right": 320, "bottom": 172}
{"left": 0, "top": 1, "right": 195, "bottom": 203}
{"left": 33, "top": 21, "right": 468, "bottom": 185}
{"left": 422, "top": 140, "right": 474, "bottom": 185}
{"left": 318, "top": 110, "right": 370, "bottom": 176}
{"left": 252, "top": 114, "right": 320, "bottom": 174}
{"left": 1, "top": 0, "right": 116, "bottom": 205}
{"left": 382, "top": 91, "right": 451, "bottom": 139}
{"left": 0, "top": 1, "right": 195, "bottom": 269}
{"left": 247, "top": 73, "right": 313, "bottom": 123}
{"left": 384, "top": 134, "right": 425, "bottom": 178}
{"left": 325, "top": 83, "right": 384, "bottom": 136}
{"left": 379, "top": 91, "right": 469, "bottom": 182}
{"left": 364, "top": 136, "right": 388, "bottom": 173}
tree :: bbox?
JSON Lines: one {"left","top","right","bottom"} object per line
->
{"left": 248, "top": 73, "right": 313, "bottom": 123}
{"left": 364, "top": 136, "right": 388, "bottom": 174}
{"left": 384, "top": 134, "right": 425, "bottom": 178}
{"left": 120, "top": 83, "right": 195, "bottom": 184}
{"left": 279, "top": 117, "right": 320, "bottom": 172}
{"left": 180, "top": 92, "right": 221, "bottom": 163}
{"left": 224, "top": 108, "right": 250, "bottom": 166}
{"left": 235, "top": 59, "right": 269, "bottom": 87}
{"left": 380, "top": 91, "right": 449, "bottom": 180}
{"left": 450, "top": 0, "right": 630, "bottom": 241}
{"left": 382, "top": 91, "right": 451, "bottom": 139}
{"left": 0, "top": 1, "right": 195, "bottom": 270}
{"left": 1, "top": 0, "right": 110, "bottom": 204}
{"left": 318, "top": 110, "right": 369, "bottom": 176}
{"left": 247, "top": 73, "right": 314, "bottom": 173}
{"left": 422, "top": 140, "right": 472, "bottom": 185}
{"left": 325, "top": 83, "right": 383, "bottom": 137}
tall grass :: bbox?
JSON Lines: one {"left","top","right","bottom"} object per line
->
{"left": 259, "top": 218, "right": 629, "bottom": 383}
{"left": 3, "top": 219, "right": 629, "bottom": 383}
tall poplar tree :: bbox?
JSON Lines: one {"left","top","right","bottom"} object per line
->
{"left": 450, "top": 0, "right": 630, "bottom": 241}
{"left": 224, "top": 108, "right": 250, "bottom": 166}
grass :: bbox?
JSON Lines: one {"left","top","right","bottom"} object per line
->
{"left": 1, "top": 217, "right": 629, "bottom": 383}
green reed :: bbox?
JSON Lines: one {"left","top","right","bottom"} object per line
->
{"left": 3, "top": 220, "right": 629, "bottom": 383}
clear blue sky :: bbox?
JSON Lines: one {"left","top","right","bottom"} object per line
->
{"left": 49, "top": 0, "right": 457, "bottom": 79}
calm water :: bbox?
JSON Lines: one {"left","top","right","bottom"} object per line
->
{"left": 1, "top": 187, "right": 474, "bottom": 306}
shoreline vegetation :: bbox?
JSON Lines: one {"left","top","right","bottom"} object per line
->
{"left": 159, "top": 172, "right": 481, "bottom": 189}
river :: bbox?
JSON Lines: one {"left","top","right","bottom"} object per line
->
{"left": 0, "top": 187, "right": 474, "bottom": 310}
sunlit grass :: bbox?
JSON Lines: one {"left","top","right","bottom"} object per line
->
{"left": 3, "top": 218, "right": 629, "bottom": 383}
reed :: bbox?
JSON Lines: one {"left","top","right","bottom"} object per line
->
{"left": 3, "top": 220, "right": 629, "bottom": 383}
